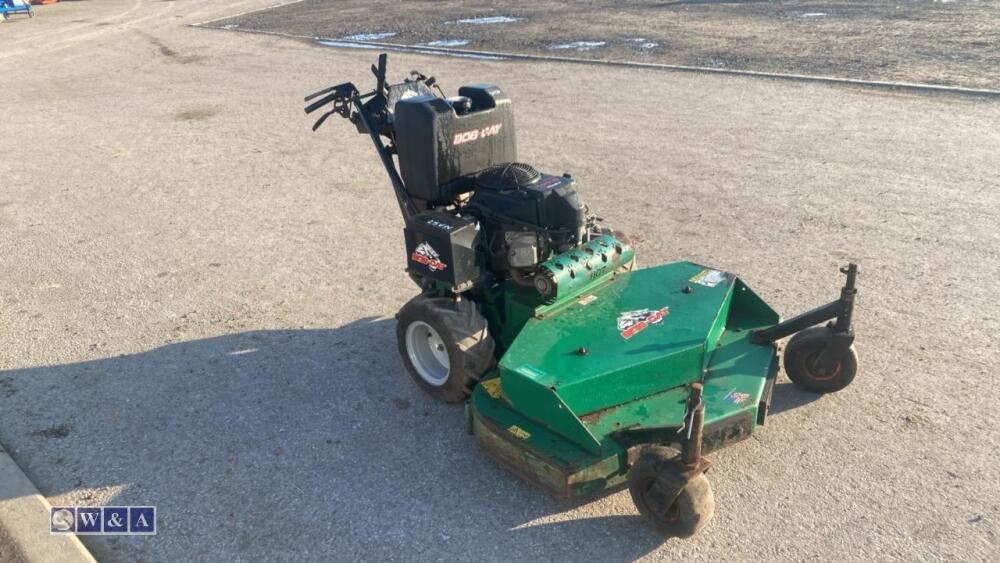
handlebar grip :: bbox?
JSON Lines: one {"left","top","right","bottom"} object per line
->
{"left": 304, "top": 91, "right": 341, "bottom": 114}
{"left": 304, "top": 85, "right": 337, "bottom": 103}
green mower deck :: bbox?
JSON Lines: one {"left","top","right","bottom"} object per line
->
{"left": 468, "top": 261, "right": 779, "bottom": 499}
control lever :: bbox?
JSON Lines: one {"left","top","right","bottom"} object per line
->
{"left": 304, "top": 83, "right": 359, "bottom": 131}
{"left": 305, "top": 83, "right": 346, "bottom": 103}
{"left": 371, "top": 53, "right": 387, "bottom": 97}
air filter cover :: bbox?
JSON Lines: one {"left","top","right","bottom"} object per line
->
{"left": 475, "top": 163, "right": 541, "bottom": 191}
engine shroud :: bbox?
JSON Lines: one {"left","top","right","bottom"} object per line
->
{"left": 393, "top": 82, "right": 589, "bottom": 283}
{"left": 470, "top": 164, "right": 585, "bottom": 237}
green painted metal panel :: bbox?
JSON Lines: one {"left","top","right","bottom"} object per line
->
{"left": 469, "top": 324, "right": 777, "bottom": 499}
{"left": 469, "top": 377, "right": 623, "bottom": 497}
{"left": 498, "top": 367, "right": 604, "bottom": 454}
{"left": 472, "top": 262, "right": 781, "bottom": 490}
{"left": 534, "top": 233, "right": 635, "bottom": 310}
{"left": 727, "top": 278, "right": 780, "bottom": 329}
{"left": 580, "top": 329, "right": 777, "bottom": 441}
{"left": 500, "top": 262, "right": 736, "bottom": 418}
{"left": 477, "top": 232, "right": 634, "bottom": 354}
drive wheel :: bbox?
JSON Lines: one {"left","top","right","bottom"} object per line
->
{"left": 784, "top": 326, "right": 858, "bottom": 393}
{"left": 628, "top": 447, "right": 714, "bottom": 538}
{"left": 396, "top": 294, "right": 495, "bottom": 403}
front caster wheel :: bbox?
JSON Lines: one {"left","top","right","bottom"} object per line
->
{"left": 784, "top": 326, "right": 858, "bottom": 393}
{"left": 628, "top": 447, "right": 714, "bottom": 538}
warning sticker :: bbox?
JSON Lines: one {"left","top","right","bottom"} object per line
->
{"left": 481, "top": 378, "right": 502, "bottom": 399}
{"left": 508, "top": 425, "right": 531, "bottom": 440}
{"left": 690, "top": 269, "right": 727, "bottom": 288}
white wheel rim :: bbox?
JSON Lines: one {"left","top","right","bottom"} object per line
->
{"left": 405, "top": 321, "right": 450, "bottom": 386}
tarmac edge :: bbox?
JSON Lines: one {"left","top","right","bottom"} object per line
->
{"left": 0, "top": 444, "right": 96, "bottom": 563}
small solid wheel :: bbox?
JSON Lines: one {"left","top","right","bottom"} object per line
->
{"left": 628, "top": 447, "right": 715, "bottom": 538}
{"left": 784, "top": 326, "right": 858, "bottom": 393}
{"left": 396, "top": 294, "right": 495, "bottom": 403}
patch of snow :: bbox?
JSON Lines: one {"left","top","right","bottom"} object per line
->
{"left": 318, "top": 40, "right": 381, "bottom": 50}
{"left": 317, "top": 40, "right": 506, "bottom": 61}
{"left": 426, "top": 39, "right": 472, "bottom": 47}
{"left": 800, "top": 12, "right": 827, "bottom": 18}
{"left": 447, "top": 16, "right": 521, "bottom": 25}
{"left": 447, "top": 52, "right": 507, "bottom": 61}
{"left": 549, "top": 41, "right": 606, "bottom": 52}
{"left": 338, "top": 32, "right": 398, "bottom": 41}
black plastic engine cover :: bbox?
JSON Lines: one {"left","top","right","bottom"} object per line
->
{"left": 395, "top": 84, "right": 516, "bottom": 204}
{"left": 404, "top": 211, "right": 482, "bottom": 287}
{"left": 469, "top": 171, "right": 585, "bottom": 235}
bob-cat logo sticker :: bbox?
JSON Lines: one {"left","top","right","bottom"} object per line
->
{"left": 453, "top": 123, "right": 502, "bottom": 146}
{"left": 411, "top": 242, "right": 447, "bottom": 272}
{"left": 617, "top": 307, "right": 669, "bottom": 340}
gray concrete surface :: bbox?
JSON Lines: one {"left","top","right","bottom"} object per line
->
{"left": 0, "top": 446, "right": 96, "bottom": 563}
{"left": 2, "top": 0, "right": 999, "bottom": 561}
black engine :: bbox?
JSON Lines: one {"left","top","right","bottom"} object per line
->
{"left": 304, "top": 55, "right": 597, "bottom": 290}
{"left": 393, "top": 83, "right": 593, "bottom": 290}
{"left": 468, "top": 163, "right": 587, "bottom": 273}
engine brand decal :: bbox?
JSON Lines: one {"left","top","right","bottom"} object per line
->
{"left": 690, "top": 268, "right": 727, "bottom": 288}
{"left": 587, "top": 263, "right": 610, "bottom": 280}
{"left": 424, "top": 218, "right": 454, "bottom": 231}
{"left": 452, "top": 123, "right": 502, "bottom": 145}
{"left": 507, "top": 425, "right": 531, "bottom": 440}
{"left": 411, "top": 242, "right": 447, "bottom": 272}
{"left": 617, "top": 307, "right": 669, "bottom": 340}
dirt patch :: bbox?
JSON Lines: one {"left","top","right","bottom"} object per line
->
{"left": 135, "top": 29, "right": 207, "bottom": 64}
{"left": 211, "top": 0, "right": 1000, "bottom": 90}
{"left": 175, "top": 106, "right": 220, "bottom": 121}
{"left": 0, "top": 377, "right": 14, "bottom": 398}
{"left": 31, "top": 424, "right": 74, "bottom": 439}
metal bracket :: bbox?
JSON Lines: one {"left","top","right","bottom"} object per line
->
{"left": 749, "top": 263, "right": 858, "bottom": 345}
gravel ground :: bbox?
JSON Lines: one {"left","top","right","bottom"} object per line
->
{"left": 2, "top": 1, "right": 999, "bottom": 561}
{"left": 213, "top": 0, "right": 1000, "bottom": 90}
{"left": 0, "top": 523, "right": 26, "bottom": 562}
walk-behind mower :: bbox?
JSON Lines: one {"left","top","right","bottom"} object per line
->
{"left": 305, "top": 55, "right": 860, "bottom": 537}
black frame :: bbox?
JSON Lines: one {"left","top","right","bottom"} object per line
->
{"left": 749, "top": 263, "right": 858, "bottom": 372}
{"left": 304, "top": 54, "right": 419, "bottom": 221}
